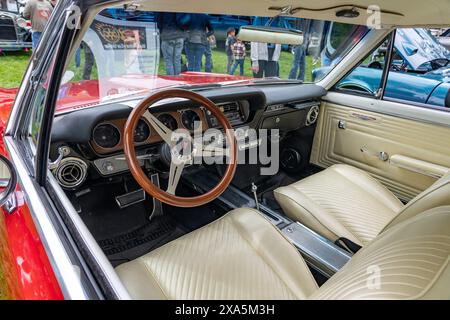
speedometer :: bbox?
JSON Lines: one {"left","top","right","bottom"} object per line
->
{"left": 157, "top": 114, "right": 178, "bottom": 131}
{"left": 93, "top": 123, "right": 121, "bottom": 148}
{"left": 134, "top": 119, "right": 150, "bottom": 143}
{"left": 181, "top": 110, "right": 201, "bottom": 131}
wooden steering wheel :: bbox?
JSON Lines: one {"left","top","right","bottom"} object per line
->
{"left": 123, "top": 89, "right": 237, "bottom": 207}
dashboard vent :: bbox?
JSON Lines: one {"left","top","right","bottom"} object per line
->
{"left": 306, "top": 105, "right": 320, "bottom": 126}
{"left": 214, "top": 102, "right": 244, "bottom": 126}
{"left": 220, "top": 102, "right": 239, "bottom": 113}
{"left": 54, "top": 157, "right": 88, "bottom": 189}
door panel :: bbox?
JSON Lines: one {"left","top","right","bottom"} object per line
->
{"left": 311, "top": 101, "right": 450, "bottom": 202}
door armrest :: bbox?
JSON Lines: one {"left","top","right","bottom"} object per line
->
{"left": 390, "top": 155, "right": 450, "bottom": 179}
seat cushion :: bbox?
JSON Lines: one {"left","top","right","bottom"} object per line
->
{"left": 274, "top": 164, "right": 403, "bottom": 246}
{"left": 116, "top": 208, "right": 318, "bottom": 299}
{"left": 310, "top": 206, "right": 450, "bottom": 300}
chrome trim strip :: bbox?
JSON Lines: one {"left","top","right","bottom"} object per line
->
{"left": 47, "top": 171, "right": 132, "bottom": 300}
{"left": 281, "top": 222, "right": 351, "bottom": 276}
{"left": 323, "top": 91, "right": 450, "bottom": 128}
{"left": 4, "top": 136, "right": 88, "bottom": 300}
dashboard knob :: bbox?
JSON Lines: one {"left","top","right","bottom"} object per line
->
{"left": 103, "top": 161, "right": 115, "bottom": 172}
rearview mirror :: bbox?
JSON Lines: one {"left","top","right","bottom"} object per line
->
{"left": 0, "top": 155, "right": 17, "bottom": 210}
{"left": 61, "top": 71, "right": 75, "bottom": 85}
{"left": 237, "top": 25, "right": 303, "bottom": 45}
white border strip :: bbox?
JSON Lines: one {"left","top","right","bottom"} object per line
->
{"left": 5, "top": 136, "right": 88, "bottom": 300}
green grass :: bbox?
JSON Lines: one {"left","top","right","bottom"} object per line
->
{"left": 0, "top": 51, "right": 31, "bottom": 88}
{"left": 158, "top": 48, "right": 315, "bottom": 82}
{"left": 0, "top": 48, "right": 315, "bottom": 89}
{"left": 67, "top": 49, "right": 99, "bottom": 82}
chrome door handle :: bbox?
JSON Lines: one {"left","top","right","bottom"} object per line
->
{"left": 338, "top": 120, "right": 346, "bottom": 129}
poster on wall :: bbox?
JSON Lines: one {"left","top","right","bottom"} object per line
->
{"left": 83, "top": 13, "right": 160, "bottom": 99}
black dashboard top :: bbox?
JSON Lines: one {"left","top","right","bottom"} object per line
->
{"left": 51, "top": 83, "right": 326, "bottom": 144}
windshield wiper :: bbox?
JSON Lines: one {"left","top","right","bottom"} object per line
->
{"left": 247, "top": 78, "right": 304, "bottom": 86}
{"left": 175, "top": 83, "right": 224, "bottom": 91}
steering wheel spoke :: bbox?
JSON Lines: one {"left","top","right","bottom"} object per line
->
{"left": 142, "top": 110, "right": 174, "bottom": 146}
{"left": 166, "top": 160, "right": 185, "bottom": 195}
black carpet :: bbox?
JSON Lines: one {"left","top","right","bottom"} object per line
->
{"left": 72, "top": 175, "right": 226, "bottom": 266}
{"left": 97, "top": 214, "right": 185, "bottom": 266}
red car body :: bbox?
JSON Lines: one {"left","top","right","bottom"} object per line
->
{"left": 0, "top": 72, "right": 250, "bottom": 299}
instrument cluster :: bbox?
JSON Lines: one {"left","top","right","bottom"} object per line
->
{"left": 90, "top": 108, "right": 206, "bottom": 154}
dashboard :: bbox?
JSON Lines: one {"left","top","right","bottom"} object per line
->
{"left": 50, "top": 84, "right": 326, "bottom": 189}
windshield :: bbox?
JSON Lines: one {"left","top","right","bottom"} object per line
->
{"left": 58, "top": 5, "right": 368, "bottom": 109}
{"left": 0, "top": 0, "right": 19, "bottom": 12}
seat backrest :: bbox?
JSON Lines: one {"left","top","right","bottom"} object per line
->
{"left": 383, "top": 171, "right": 450, "bottom": 230}
{"left": 310, "top": 206, "right": 450, "bottom": 300}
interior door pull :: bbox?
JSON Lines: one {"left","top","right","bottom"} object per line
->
{"left": 360, "top": 147, "right": 389, "bottom": 161}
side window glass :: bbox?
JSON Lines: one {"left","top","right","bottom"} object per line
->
{"left": 28, "top": 54, "right": 57, "bottom": 152}
{"left": 384, "top": 28, "right": 450, "bottom": 109}
{"left": 333, "top": 37, "right": 389, "bottom": 97}
{"left": 29, "top": 84, "right": 47, "bottom": 146}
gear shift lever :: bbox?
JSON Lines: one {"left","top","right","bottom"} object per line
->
{"left": 251, "top": 182, "right": 260, "bottom": 211}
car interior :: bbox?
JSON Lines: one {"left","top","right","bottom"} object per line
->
{"left": 42, "top": 1, "right": 450, "bottom": 299}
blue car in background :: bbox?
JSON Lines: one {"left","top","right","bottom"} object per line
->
{"left": 315, "top": 28, "right": 450, "bottom": 108}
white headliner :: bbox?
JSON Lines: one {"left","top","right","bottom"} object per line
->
{"left": 134, "top": 0, "right": 450, "bottom": 28}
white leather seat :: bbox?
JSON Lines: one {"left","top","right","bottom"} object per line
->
{"left": 116, "top": 206, "right": 450, "bottom": 299}
{"left": 116, "top": 208, "right": 318, "bottom": 299}
{"left": 274, "top": 164, "right": 450, "bottom": 246}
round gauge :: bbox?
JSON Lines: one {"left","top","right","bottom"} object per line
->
{"left": 93, "top": 123, "right": 121, "bottom": 149}
{"left": 134, "top": 119, "right": 151, "bottom": 143}
{"left": 181, "top": 110, "right": 201, "bottom": 131}
{"left": 157, "top": 114, "right": 178, "bottom": 131}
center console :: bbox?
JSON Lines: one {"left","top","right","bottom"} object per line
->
{"left": 184, "top": 170, "right": 352, "bottom": 279}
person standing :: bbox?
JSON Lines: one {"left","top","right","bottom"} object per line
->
{"left": 157, "top": 12, "right": 186, "bottom": 76}
{"left": 229, "top": 38, "right": 246, "bottom": 76}
{"left": 250, "top": 42, "right": 281, "bottom": 78}
{"left": 23, "top": 0, "right": 53, "bottom": 50}
{"left": 225, "top": 28, "right": 237, "bottom": 74}
{"left": 288, "top": 45, "right": 306, "bottom": 80}
{"left": 185, "top": 13, "right": 213, "bottom": 72}
{"left": 289, "top": 19, "right": 310, "bottom": 81}
{"left": 203, "top": 34, "right": 215, "bottom": 72}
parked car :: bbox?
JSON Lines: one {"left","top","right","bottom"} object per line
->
{"left": 439, "top": 28, "right": 450, "bottom": 51}
{"left": 314, "top": 28, "right": 450, "bottom": 107}
{"left": 0, "top": 0, "right": 31, "bottom": 51}
{"left": 0, "top": 0, "right": 449, "bottom": 301}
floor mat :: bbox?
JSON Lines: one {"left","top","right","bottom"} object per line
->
{"left": 72, "top": 175, "right": 225, "bottom": 267}
{"left": 98, "top": 214, "right": 185, "bottom": 266}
